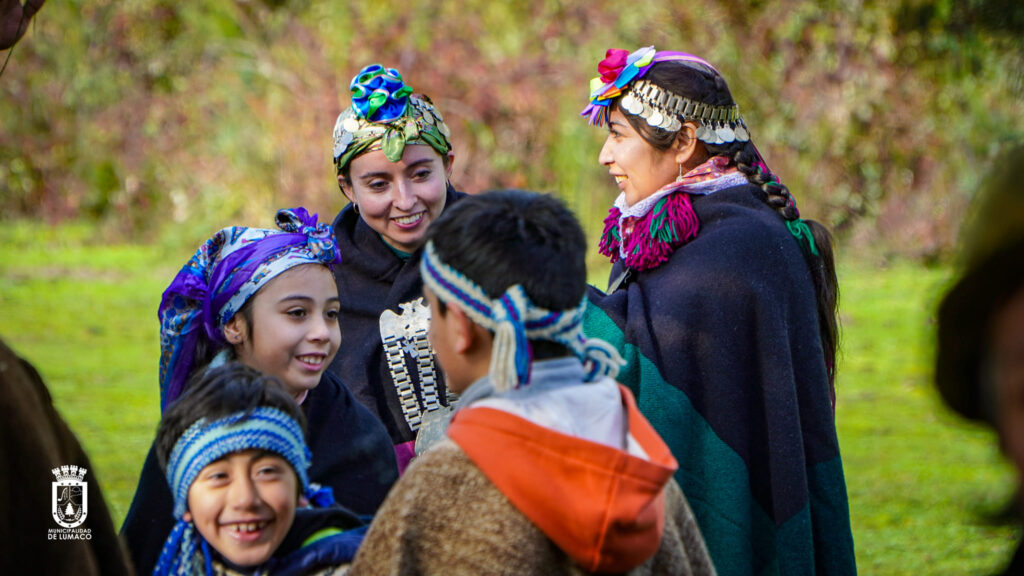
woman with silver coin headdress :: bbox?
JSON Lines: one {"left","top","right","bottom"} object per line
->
{"left": 327, "top": 64, "right": 465, "bottom": 473}
{"left": 581, "top": 47, "right": 855, "bottom": 575}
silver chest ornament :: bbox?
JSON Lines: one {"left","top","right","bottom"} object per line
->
{"left": 379, "top": 297, "right": 440, "bottom": 431}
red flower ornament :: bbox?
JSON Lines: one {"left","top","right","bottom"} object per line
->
{"left": 598, "top": 49, "right": 630, "bottom": 84}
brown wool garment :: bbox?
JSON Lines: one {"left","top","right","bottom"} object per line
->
{"left": 348, "top": 440, "right": 716, "bottom": 576}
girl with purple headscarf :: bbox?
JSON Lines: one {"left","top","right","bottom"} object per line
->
{"left": 121, "top": 208, "right": 398, "bottom": 576}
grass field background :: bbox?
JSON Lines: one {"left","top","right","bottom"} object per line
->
{"left": 0, "top": 221, "right": 1020, "bottom": 574}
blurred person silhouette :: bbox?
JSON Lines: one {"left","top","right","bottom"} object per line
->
{"left": 0, "top": 338, "right": 133, "bottom": 575}
{"left": 936, "top": 143, "right": 1024, "bottom": 575}
{"left": 1, "top": 0, "right": 44, "bottom": 50}
{"left": 2, "top": 2, "right": 129, "bottom": 572}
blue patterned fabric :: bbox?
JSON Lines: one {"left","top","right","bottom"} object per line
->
{"left": 165, "top": 407, "right": 318, "bottom": 518}
{"left": 349, "top": 64, "right": 412, "bottom": 122}
{"left": 332, "top": 64, "right": 452, "bottom": 170}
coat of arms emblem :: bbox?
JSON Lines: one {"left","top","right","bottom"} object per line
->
{"left": 51, "top": 465, "right": 88, "bottom": 528}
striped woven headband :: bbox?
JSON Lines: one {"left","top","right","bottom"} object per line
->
{"left": 165, "top": 406, "right": 313, "bottom": 519}
{"left": 155, "top": 407, "right": 335, "bottom": 576}
{"left": 420, "top": 240, "right": 623, "bottom": 391}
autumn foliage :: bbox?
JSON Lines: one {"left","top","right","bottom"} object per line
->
{"left": 1, "top": 0, "right": 1022, "bottom": 259}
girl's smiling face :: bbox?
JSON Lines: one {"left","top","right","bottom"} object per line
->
{"left": 339, "top": 144, "right": 453, "bottom": 254}
{"left": 185, "top": 449, "right": 298, "bottom": 569}
{"left": 225, "top": 264, "right": 341, "bottom": 402}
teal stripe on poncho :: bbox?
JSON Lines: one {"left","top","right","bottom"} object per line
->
{"left": 586, "top": 303, "right": 855, "bottom": 574}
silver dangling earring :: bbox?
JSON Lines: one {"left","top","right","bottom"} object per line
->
{"left": 675, "top": 164, "right": 684, "bottom": 183}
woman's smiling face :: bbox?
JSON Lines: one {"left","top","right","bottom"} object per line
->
{"left": 340, "top": 144, "right": 452, "bottom": 254}
{"left": 598, "top": 109, "right": 679, "bottom": 207}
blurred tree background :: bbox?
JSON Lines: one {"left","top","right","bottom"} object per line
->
{"left": 2, "top": 0, "right": 1022, "bottom": 259}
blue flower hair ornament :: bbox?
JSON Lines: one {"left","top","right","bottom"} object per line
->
{"left": 332, "top": 64, "right": 452, "bottom": 174}
{"left": 350, "top": 65, "right": 413, "bottom": 122}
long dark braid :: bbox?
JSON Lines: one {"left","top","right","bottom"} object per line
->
{"left": 618, "top": 61, "right": 840, "bottom": 385}
{"left": 726, "top": 140, "right": 839, "bottom": 384}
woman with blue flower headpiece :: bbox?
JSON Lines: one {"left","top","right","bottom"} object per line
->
{"left": 580, "top": 47, "right": 855, "bottom": 574}
{"left": 121, "top": 208, "right": 398, "bottom": 576}
{"left": 327, "top": 64, "right": 465, "bottom": 472}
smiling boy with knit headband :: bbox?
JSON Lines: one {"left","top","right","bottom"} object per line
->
{"left": 153, "top": 362, "right": 364, "bottom": 576}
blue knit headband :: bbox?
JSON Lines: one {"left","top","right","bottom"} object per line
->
{"left": 420, "top": 240, "right": 624, "bottom": 391}
{"left": 166, "top": 406, "right": 316, "bottom": 518}
{"left": 154, "top": 407, "right": 332, "bottom": 576}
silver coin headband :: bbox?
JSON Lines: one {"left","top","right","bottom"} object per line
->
{"left": 619, "top": 79, "right": 751, "bottom": 145}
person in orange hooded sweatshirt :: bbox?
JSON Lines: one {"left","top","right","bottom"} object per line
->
{"left": 348, "top": 189, "right": 716, "bottom": 575}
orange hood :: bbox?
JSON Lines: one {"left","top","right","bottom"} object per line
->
{"left": 447, "top": 384, "right": 678, "bottom": 573}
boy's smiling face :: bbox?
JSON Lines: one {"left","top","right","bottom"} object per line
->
{"left": 185, "top": 448, "right": 298, "bottom": 568}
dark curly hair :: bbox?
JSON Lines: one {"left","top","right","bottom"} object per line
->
{"left": 155, "top": 362, "right": 307, "bottom": 473}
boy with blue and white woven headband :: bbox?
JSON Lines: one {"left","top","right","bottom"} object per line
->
{"left": 122, "top": 207, "right": 398, "bottom": 576}
{"left": 153, "top": 362, "right": 365, "bottom": 576}
{"left": 348, "top": 190, "right": 716, "bottom": 575}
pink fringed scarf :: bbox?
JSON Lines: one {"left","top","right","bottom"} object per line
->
{"left": 599, "top": 156, "right": 747, "bottom": 271}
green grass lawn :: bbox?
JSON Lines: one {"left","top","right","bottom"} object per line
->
{"left": 0, "top": 222, "right": 1019, "bottom": 573}
{"left": 0, "top": 221, "right": 188, "bottom": 526}
{"left": 835, "top": 257, "right": 1020, "bottom": 573}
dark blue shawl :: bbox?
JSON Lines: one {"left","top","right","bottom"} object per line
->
{"left": 585, "top": 184, "right": 856, "bottom": 575}
{"left": 328, "top": 184, "right": 464, "bottom": 446}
